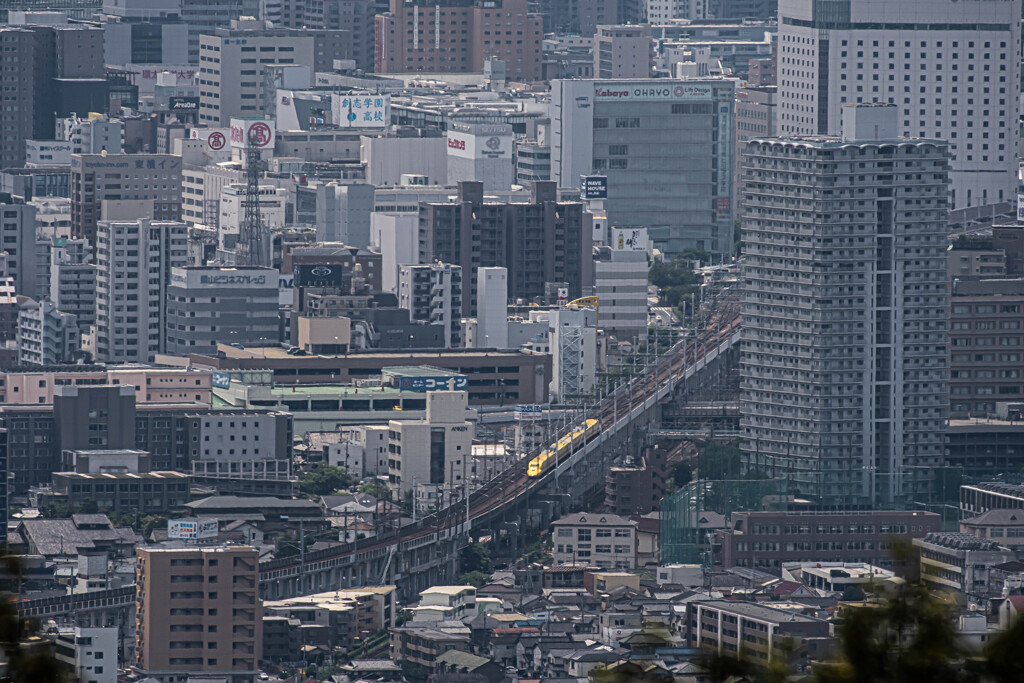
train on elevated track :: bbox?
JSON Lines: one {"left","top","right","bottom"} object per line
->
{"left": 526, "top": 418, "right": 600, "bottom": 477}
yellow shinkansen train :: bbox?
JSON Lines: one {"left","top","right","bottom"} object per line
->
{"left": 526, "top": 419, "right": 600, "bottom": 477}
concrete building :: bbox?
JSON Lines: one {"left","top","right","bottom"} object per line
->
{"left": 685, "top": 600, "right": 831, "bottom": 665}
{"left": 446, "top": 122, "right": 514, "bottom": 192}
{"left": 0, "top": 24, "right": 106, "bottom": 169}
{"left": 949, "top": 278, "right": 1024, "bottom": 418}
{"left": 361, "top": 133, "right": 448, "bottom": 188}
{"left": 398, "top": 263, "right": 464, "bottom": 348}
{"left": 98, "top": 0, "right": 189, "bottom": 66}
{"left": 18, "top": 299, "right": 80, "bottom": 366}
{"left": 374, "top": 0, "right": 543, "bottom": 82}
{"left": 418, "top": 181, "right": 593, "bottom": 317}
{"left": 387, "top": 391, "right": 476, "bottom": 498}
{"left": 24, "top": 140, "right": 72, "bottom": 168}
{"left": 58, "top": 114, "right": 125, "bottom": 155}
{"left": 93, "top": 218, "right": 189, "bottom": 363}
{"left": 0, "top": 366, "right": 212, "bottom": 406}
{"left": 548, "top": 307, "right": 597, "bottom": 403}
{"left": 777, "top": 0, "right": 1021, "bottom": 209}
{"left": 514, "top": 141, "right": 551, "bottom": 185}
{"left": 593, "top": 25, "right": 652, "bottom": 79}
{"left": 180, "top": 0, "right": 260, "bottom": 63}
{"left": 0, "top": 198, "right": 42, "bottom": 299}
{"left": 316, "top": 183, "right": 374, "bottom": 248}
{"left": 734, "top": 85, "right": 776, "bottom": 211}
{"left": 552, "top": 78, "right": 735, "bottom": 255}
{"left": 740, "top": 105, "right": 950, "bottom": 506}
{"left": 134, "top": 546, "right": 262, "bottom": 683}
{"left": 476, "top": 267, "right": 508, "bottom": 349}
{"left": 551, "top": 512, "right": 637, "bottom": 570}
{"left": 49, "top": 238, "right": 97, "bottom": 338}
{"left": 197, "top": 19, "right": 351, "bottom": 126}
{"left": 164, "top": 266, "right": 280, "bottom": 355}
{"left": 187, "top": 410, "right": 293, "bottom": 491}
{"left": 914, "top": 532, "right": 1018, "bottom": 600}
{"left": 593, "top": 234, "right": 649, "bottom": 345}
{"left": 715, "top": 510, "right": 942, "bottom": 570}
{"left": 218, "top": 184, "right": 287, "bottom": 253}
{"left": 374, "top": 213, "right": 419, "bottom": 294}
{"left": 328, "top": 425, "right": 389, "bottom": 477}
{"left": 70, "top": 154, "right": 183, "bottom": 244}
{"left": 54, "top": 626, "right": 117, "bottom": 683}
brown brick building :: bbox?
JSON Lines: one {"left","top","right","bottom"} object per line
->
{"left": 135, "top": 546, "right": 262, "bottom": 683}
{"left": 374, "top": 0, "right": 542, "bottom": 82}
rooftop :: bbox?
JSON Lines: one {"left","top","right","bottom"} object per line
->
{"left": 690, "top": 600, "right": 826, "bottom": 624}
{"left": 917, "top": 532, "right": 1008, "bottom": 551}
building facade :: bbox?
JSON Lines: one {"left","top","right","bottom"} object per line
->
{"left": 17, "top": 299, "right": 80, "bottom": 366}
{"left": 593, "top": 25, "right": 652, "bottom": 79}
{"left": 552, "top": 78, "right": 735, "bottom": 255}
{"left": 387, "top": 391, "right": 475, "bottom": 499}
{"left": 551, "top": 512, "right": 637, "bottom": 570}
{"left": 398, "top": 263, "right": 464, "bottom": 348}
{"left": 777, "top": 0, "right": 1021, "bottom": 209}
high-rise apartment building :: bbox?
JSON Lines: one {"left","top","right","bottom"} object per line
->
{"left": 374, "top": 0, "right": 543, "bottom": 82}
{"left": 777, "top": 0, "right": 1021, "bottom": 209}
{"left": 164, "top": 266, "right": 281, "bottom": 355}
{"left": 94, "top": 219, "right": 188, "bottom": 363}
{"left": 134, "top": 546, "right": 262, "bottom": 683}
{"left": 180, "top": 0, "right": 260, "bottom": 63}
{"left": 740, "top": 105, "right": 949, "bottom": 506}
{"left": 593, "top": 25, "right": 653, "bottom": 79}
{"left": 17, "top": 299, "right": 80, "bottom": 366}
{"left": 398, "top": 263, "right": 464, "bottom": 348}
{"left": 197, "top": 19, "right": 351, "bottom": 127}
{"left": 0, "top": 198, "right": 42, "bottom": 299}
{"left": 552, "top": 78, "right": 735, "bottom": 256}
{"left": 71, "top": 154, "right": 183, "bottom": 244}
{"left": 418, "top": 181, "right": 593, "bottom": 317}
{"left": 50, "top": 237, "right": 97, "bottom": 337}
{"left": 57, "top": 114, "right": 125, "bottom": 155}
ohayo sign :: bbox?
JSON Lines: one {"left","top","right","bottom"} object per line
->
{"left": 593, "top": 82, "right": 713, "bottom": 101}
{"left": 229, "top": 118, "right": 275, "bottom": 149}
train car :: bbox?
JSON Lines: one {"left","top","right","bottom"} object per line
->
{"left": 527, "top": 419, "right": 600, "bottom": 477}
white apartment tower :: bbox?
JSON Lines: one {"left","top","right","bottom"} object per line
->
{"left": 777, "top": 0, "right": 1021, "bottom": 209}
{"left": 398, "top": 263, "right": 463, "bottom": 348}
{"left": 94, "top": 219, "right": 189, "bottom": 363}
{"left": 740, "top": 105, "right": 949, "bottom": 507}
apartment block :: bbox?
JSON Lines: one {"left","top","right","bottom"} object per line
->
{"left": 387, "top": 391, "right": 475, "bottom": 499}
{"left": 398, "top": 263, "right": 463, "bottom": 348}
{"left": 740, "top": 105, "right": 949, "bottom": 506}
{"left": 593, "top": 24, "right": 652, "bottom": 79}
{"left": 778, "top": 0, "right": 1021, "bottom": 209}
{"left": 134, "top": 546, "right": 262, "bottom": 683}
{"left": 17, "top": 299, "right": 80, "bottom": 366}
{"left": 418, "top": 181, "right": 592, "bottom": 317}
{"left": 949, "top": 278, "right": 1024, "bottom": 417}
{"left": 685, "top": 600, "right": 831, "bottom": 666}
{"left": 551, "top": 512, "right": 637, "bottom": 570}
{"left": 913, "top": 532, "right": 1018, "bottom": 600}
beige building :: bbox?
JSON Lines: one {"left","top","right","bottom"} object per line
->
{"left": 551, "top": 512, "right": 637, "bottom": 570}
{"left": 135, "top": 546, "right": 262, "bottom": 683}
{"left": 0, "top": 367, "right": 213, "bottom": 406}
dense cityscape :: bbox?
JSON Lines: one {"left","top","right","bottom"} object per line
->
{"left": 0, "top": 0, "right": 1023, "bottom": 681}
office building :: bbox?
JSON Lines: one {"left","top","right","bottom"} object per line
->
{"left": 98, "top": 0, "right": 189, "bottom": 65}
{"left": 398, "top": 263, "right": 464, "bottom": 348}
{"left": 164, "top": 266, "right": 280, "bottom": 355}
{"left": 374, "top": 0, "right": 543, "bottom": 82}
{"left": 49, "top": 237, "right": 97, "bottom": 337}
{"left": 180, "top": 0, "right": 260, "bottom": 63}
{"left": 70, "top": 154, "right": 183, "bottom": 244}
{"left": 0, "top": 198, "right": 42, "bottom": 299}
{"left": 134, "top": 546, "right": 262, "bottom": 683}
{"left": 446, "top": 122, "right": 514, "bottom": 192}
{"left": 316, "top": 183, "right": 374, "bottom": 248}
{"left": 685, "top": 601, "right": 831, "bottom": 666}
{"left": 914, "top": 533, "right": 1017, "bottom": 600}
{"left": 54, "top": 626, "right": 117, "bottom": 683}
{"left": 593, "top": 25, "right": 653, "bottom": 79}
{"left": 552, "top": 78, "right": 735, "bottom": 255}
{"left": 777, "top": 0, "right": 1021, "bottom": 209}
{"left": 715, "top": 510, "right": 942, "bottom": 570}
{"left": 550, "top": 512, "right": 637, "bottom": 570}
{"left": 197, "top": 19, "right": 351, "bottom": 126}
{"left": 93, "top": 219, "right": 188, "bottom": 363}
{"left": 218, "top": 185, "right": 287, "bottom": 253}
{"left": 17, "top": 299, "right": 80, "bottom": 366}
{"left": 57, "top": 114, "right": 125, "bottom": 155}
{"left": 740, "top": 104, "right": 949, "bottom": 506}
{"left": 0, "top": 24, "right": 105, "bottom": 169}
{"left": 418, "top": 181, "right": 593, "bottom": 317}
{"left": 387, "top": 391, "right": 475, "bottom": 498}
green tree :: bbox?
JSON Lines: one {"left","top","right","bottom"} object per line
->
{"left": 359, "top": 479, "right": 391, "bottom": 500}
{"left": 456, "top": 570, "right": 490, "bottom": 588}
{"left": 459, "top": 541, "right": 493, "bottom": 574}
{"left": 697, "top": 443, "right": 743, "bottom": 480}
{"left": 298, "top": 463, "right": 354, "bottom": 497}
{"left": 140, "top": 514, "right": 170, "bottom": 539}
{"left": 0, "top": 556, "right": 67, "bottom": 682}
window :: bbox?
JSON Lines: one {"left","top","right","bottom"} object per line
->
{"left": 614, "top": 117, "right": 640, "bottom": 128}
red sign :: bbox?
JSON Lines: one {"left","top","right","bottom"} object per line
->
{"left": 207, "top": 131, "right": 225, "bottom": 150}
{"left": 447, "top": 137, "right": 466, "bottom": 150}
{"left": 247, "top": 122, "right": 273, "bottom": 148}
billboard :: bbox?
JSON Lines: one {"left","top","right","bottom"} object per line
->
{"left": 170, "top": 96, "right": 199, "bottom": 112}
{"left": 189, "top": 128, "right": 229, "bottom": 152}
{"left": 593, "top": 82, "right": 713, "bottom": 102}
{"left": 168, "top": 519, "right": 219, "bottom": 540}
{"left": 447, "top": 130, "right": 512, "bottom": 160}
{"left": 514, "top": 404, "right": 543, "bottom": 421}
{"left": 331, "top": 93, "right": 390, "bottom": 128}
{"left": 580, "top": 175, "right": 608, "bottom": 200}
{"left": 212, "top": 371, "right": 231, "bottom": 389}
{"left": 398, "top": 375, "right": 469, "bottom": 392}
{"left": 294, "top": 264, "right": 345, "bottom": 288}
{"left": 230, "top": 118, "right": 275, "bottom": 149}
{"left": 612, "top": 227, "right": 647, "bottom": 253}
